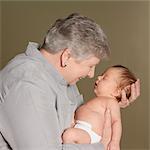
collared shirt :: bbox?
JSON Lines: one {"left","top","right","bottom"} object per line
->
{"left": 0, "top": 42, "right": 83, "bottom": 149}
{"left": 0, "top": 42, "right": 104, "bottom": 150}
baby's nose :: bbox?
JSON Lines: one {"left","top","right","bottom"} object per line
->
{"left": 98, "top": 75, "right": 102, "bottom": 80}
{"left": 95, "top": 78, "right": 100, "bottom": 85}
{"left": 95, "top": 80, "right": 98, "bottom": 86}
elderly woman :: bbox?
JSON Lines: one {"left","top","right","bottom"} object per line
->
{"left": 0, "top": 13, "right": 140, "bottom": 150}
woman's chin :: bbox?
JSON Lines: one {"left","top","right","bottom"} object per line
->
{"left": 69, "top": 78, "right": 79, "bottom": 85}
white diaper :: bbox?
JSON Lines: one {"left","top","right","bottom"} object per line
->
{"left": 74, "top": 120, "right": 102, "bottom": 144}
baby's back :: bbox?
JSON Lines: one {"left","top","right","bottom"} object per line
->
{"left": 75, "top": 97, "right": 109, "bottom": 136}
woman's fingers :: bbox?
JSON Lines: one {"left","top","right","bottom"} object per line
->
{"left": 130, "top": 79, "right": 140, "bottom": 103}
{"left": 119, "top": 90, "right": 129, "bottom": 108}
{"left": 101, "top": 109, "right": 112, "bottom": 149}
{"left": 119, "top": 79, "right": 140, "bottom": 108}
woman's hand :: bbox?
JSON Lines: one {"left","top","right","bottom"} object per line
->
{"left": 101, "top": 109, "right": 112, "bottom": 150}
{"left": 108, "top": 141, "right": 120, "bottom": 150}
{"left": 119, "top": 79, "right": 140, "bottom": 108}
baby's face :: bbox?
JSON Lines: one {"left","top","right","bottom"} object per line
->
{"left": 94, "top": 67, "right": 121, "bottom": 98}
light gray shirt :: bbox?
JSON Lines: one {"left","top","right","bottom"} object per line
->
{"left": 0, "top": 42, "right": 104, "bottom": 150}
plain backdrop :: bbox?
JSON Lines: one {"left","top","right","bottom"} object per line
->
{"left": 0, "top": 1, "right": 149, "bottom": 150}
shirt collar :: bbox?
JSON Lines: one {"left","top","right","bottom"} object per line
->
{"left": 25, "top": 42, "right": 68, "bottom": 86}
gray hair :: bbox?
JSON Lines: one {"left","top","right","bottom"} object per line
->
{"left": 41, "top": 13, "right": 110, "bottom": 60}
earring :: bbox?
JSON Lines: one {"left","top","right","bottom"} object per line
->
{"left": 62, "top": 62, "right": 67, "bottom": 67}
{"left": 63, "top": 64, "right": 67, "bottom": 67}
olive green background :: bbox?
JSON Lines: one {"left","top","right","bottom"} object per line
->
{"left": 0, "top": 1, "right": 149, "bottom": 150}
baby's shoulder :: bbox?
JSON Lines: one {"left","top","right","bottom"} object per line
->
{"left": 100, "top": 97, "right": 119, "bottom": 107}
{"left": 106, "top": 98, "right": 120, "bottom": 110}
{"left": 95, "top": 96, "right": 116, "bottom": 102}
{"left": 86, "top": 97, "right": 105, "bottom": 108}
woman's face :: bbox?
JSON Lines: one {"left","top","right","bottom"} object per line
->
{"left": 66, "top": 56, "right": 100, "bottom": 85}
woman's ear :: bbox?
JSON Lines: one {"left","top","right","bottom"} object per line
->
{"left": 60, "top": 48, "right": 71, "bottom": 67}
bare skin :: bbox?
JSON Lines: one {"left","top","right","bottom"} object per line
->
{"left": 63, "top": 96, "right": 121, "bottom": 150}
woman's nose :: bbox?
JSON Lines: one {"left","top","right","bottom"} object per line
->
{"left": 88, "top": 67, "right": 95, "bottom": 78}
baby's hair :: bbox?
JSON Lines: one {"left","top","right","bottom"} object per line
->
{"left": 111, "top": 65, "right": 137, "bottom": 102}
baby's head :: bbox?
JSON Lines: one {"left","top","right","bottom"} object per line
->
{"left": 94, "top": 65, "right": 137, "bottom": 101}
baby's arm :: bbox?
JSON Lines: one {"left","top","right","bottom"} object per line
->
{"left": 108, "top": 100, "right": 122, "bottom": 150}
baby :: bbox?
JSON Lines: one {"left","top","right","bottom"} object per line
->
{"left": 62, "top": 65, "right": 137, "bottom": 150}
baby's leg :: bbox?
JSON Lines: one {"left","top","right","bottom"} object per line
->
{"left": 62, "top": 128, "right": 91, "bottom": 144}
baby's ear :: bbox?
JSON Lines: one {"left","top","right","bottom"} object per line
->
{"left": 124, "top": 85, "right": 131, "bottom": 90}
{"left": 124, "top": 85, "right": 131, "bottom": 99}
{"left": 113, "top": 88, "right": 121, "bottom": 97}
{"left": 112, "top": 88, "right": 122, "bottom": 102}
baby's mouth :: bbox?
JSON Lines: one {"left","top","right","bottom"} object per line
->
{"left": 94, "top": 83, "right": 97, "bottom": 89}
